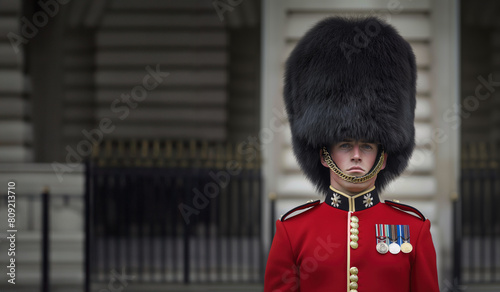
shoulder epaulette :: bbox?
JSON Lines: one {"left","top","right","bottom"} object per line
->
{"left": 385, "top": 200, "right": 426, "bottom": 221}
{"left": 280, "top": 200, "right": 321, "bottom": 221}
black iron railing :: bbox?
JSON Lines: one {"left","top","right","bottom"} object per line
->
{"left": 85, "top": 140, "right": 263, "bottom": 288}
{"left": 455, "top": 141, "right": 500, "bottom": 285}
{"left": 0, "top": 191, "right": 80, "bottom": 292}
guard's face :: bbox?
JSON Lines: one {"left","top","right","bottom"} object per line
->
{"left": 331, "top": 140, "right": 379, "bottom": 175}
{"left": 321, "top": 139, "right": 386, "bottom": 194}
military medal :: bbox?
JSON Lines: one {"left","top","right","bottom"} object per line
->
{"left": 388, "top": 225, "right": 400, "bottom": 254}
{"left": 401, "top": 225, "right": 413, "bottom": 253}
{"left": 376, "top": 242, "right": 388, "bottom": 254}
{"left": 375, "top": 224, "right": 389, "bottom": 254}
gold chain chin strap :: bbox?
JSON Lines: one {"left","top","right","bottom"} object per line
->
{"left": 321, "top": 146, "right": 385, "bottom": 184}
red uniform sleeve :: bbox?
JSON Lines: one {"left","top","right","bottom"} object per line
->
{"left": 264, "top": 220, "right": 299, "bottom": 292}
{"left": 411, "top": 219, "right": 439, "bottom": 292}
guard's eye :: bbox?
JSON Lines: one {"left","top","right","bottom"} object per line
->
{"left": 360, "top": 143, "right": 378, "bottom": 152}
{"left": 339, "top": 143, "right": 352, "bottom": 149}
{"left": 361, "top": 144, "right": 373, "bottom": 150}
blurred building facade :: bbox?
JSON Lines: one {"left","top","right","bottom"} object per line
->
{"left": 1, "top": 0, "right": 499, "bottom": 291}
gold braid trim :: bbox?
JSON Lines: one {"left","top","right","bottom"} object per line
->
{"left": 322, "top": 146, "right": 385, "bottom": 184}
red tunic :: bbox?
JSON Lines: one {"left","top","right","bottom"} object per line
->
{"left": 264, "top": 186, "right": 439, "bottom": 292}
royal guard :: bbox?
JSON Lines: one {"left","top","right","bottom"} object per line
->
{"left": 264, "top": 17, "right": 439, "bottom": 291}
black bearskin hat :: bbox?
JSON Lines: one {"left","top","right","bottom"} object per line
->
{"left": 284, "top": 17, "right": 416, "bottom": 194}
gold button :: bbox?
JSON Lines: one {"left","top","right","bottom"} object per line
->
{"left": 349, "top": 267, "right": 358, "bottom": 275}
{"left": 350, "top": 228, "right": 359, "bottom": 235}
{"left": 350, "top": 274, "right": 358, "bottom": 282}
{"left": 350, "top": 234, "right": 359, "bottom": 242}
{"left": 350, "top": 222, "right": 359, "bottom": 228}
{"left": 350, "top": 241, "right": 358, "bottom": 249}
{"left": 351, "top": 216, "right": 359, "bottom": 223}
{"left": 349, "top": 282, "right": 358, "bottom": 289}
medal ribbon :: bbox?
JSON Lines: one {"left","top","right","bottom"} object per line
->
{"left": 397, "top": 225, "right": 403, "bottom": 246}
{"left": 376, "top": 224, "right": 385, "bottom": 241}
{"left": 385, "top": 225, "right": 390, "bottom": 245}
{"left": 403, "top": 225, "right": 410, "bottom": 243}
{"left": 390, "top": 225, "right": 398, "bottom": 244}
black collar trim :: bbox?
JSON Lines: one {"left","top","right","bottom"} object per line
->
{"left": 325, "top": 186, "right": 380, "bottom": 212}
